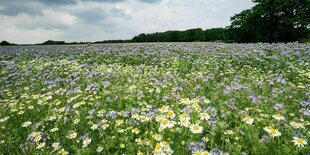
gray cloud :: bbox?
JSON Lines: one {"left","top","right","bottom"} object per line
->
{"left": 0, "top": 0, "right": 161, "bottom": 16}
{"left": 73, "top": 6, "right": 131, "bottom": 24}
{"left": 139, "top": 0, "right": 162, "bottom": 3}
{"left": 0, "top": 0, "right": 127, "bottom": 16}
{"left": 77, "top": 9, "right": 108, "bottom": 23}
{"left": 39, "top": 0, "right": 77, "bottom": 5}
{"left": 80, "top": 0, "right": 125, "bottom": 2}
{"left": 80, "top": 0, "right": 161, "bottom": 3}
{"left": 0, "top": 1, "right": 42, "bottom": 16}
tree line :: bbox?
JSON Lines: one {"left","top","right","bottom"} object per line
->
{"left": 132, "top": 28, "right": 233, "bottom": 43}
{"left": 132, "top": 0, "right": 309, "bottom": 43}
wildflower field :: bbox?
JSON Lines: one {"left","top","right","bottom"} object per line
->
{"left": 0, "top": 43, "right": 309, "bottom": 155}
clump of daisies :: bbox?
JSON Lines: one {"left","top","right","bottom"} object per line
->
{"left": 153, "top": 141, "right": 174, "bottom": 155}
{"left": 264, "top": 126, "right": 281, "bottom": 138}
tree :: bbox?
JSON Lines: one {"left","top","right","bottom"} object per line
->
{"left": 42, "top": 40, "right": 66, "bottom": 45}
{"left": 230, "top": 0, "right": 310, "bottom": 43}
{"left": 205, "top": 28, "right": 228, "bottom": 42}
{"left": 0, "top": 41, "right": 16, "bottom": 46}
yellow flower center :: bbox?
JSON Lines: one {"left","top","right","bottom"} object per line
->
{"left": 270, "top": 129, "right": 276, "bottom": 134}
{"left": 161, "top": 106, "right": 166, "bottom": 111}
{"left": 193, "top": 125, "right": 199, "bottom": 130}
{"left": 168, "top": 111, "right": 173, "bottom": 116}
{"left": 267, "top": 126, "right": 273, "bottom": 130}
{"left": 201, "top": 113, "right": 207, "bottom": 117}
{"left": 162, "top": 141, "right": 167, "bottom": 146}
{"left": 195, "top": 152, "right": 201, "bottom": 155}
{"left": 275, "top": 114, "right": 282, "bottom": 117}
{"left": 162, "top": 120, "right": 168, "bottom": 125}
{"left": 194, "top": 104, "right": 201, "bottom": 109}
{"left": 133, "top": 128, "right": 139, "bottom": 132}
{"left": 297, "top": 138, "right": 303, "bottom": 143}
{"left": 155, "top": 143, "right": 161, "bottom": 149}
{"left": 245, "top": 117, "right": 251, "bottom": 121}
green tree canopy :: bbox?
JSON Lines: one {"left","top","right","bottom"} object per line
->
{"left": 230, "top": 0, "right": 310, "bottom": 43}
{"left": 0, "top": 41, "right": 16, "bottom": 46}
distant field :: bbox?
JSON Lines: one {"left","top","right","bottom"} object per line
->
{"left": 0, "top": 43, "right": 309, "bottom": 154}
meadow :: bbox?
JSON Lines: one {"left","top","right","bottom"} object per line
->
{"left": 0, "top": 43, "right": 309, "bottom": 154}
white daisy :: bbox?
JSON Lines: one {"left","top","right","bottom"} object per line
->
{"left": 263, "top": 126, "right": 274, "bottom": 133}
{"left": 292, "top": 137, "right": 307, "bottom": 147}
{"left": 243, "top": 117, "right": 254, "bottom": 125}
{"left": 82, "top": 138, "right": 92, "bottom": 148}
{"left": 96, "top": 146, "right": 103, "bottom": 153}
{"left": 179, "top": 113, "right": 190, "bottom": 121}
{"left": 91, "top": 124, "right": 98, "bottom": 130}
{"left": 272, "top": 114, "right": 285, "bottom": 120}
{"left": 266, "top": 128, "right": 281, "bottom": 138}
{"left": 270, "top": 129, "right": 281, "bottom": 137}
{"left": 179, "top": 118, "right": 190, "bottom": 127}
{"left": 192, "top": 103, "right": 202, "bottom": 111}
{"left": 160, "top": 105, "right": 169, "bottom": 113}
{"left": 52, "top": 142, "right": 60, "bottom": 151}
{"left": 67, "top": 131, "right": 77, "bottom": 139}
{"left": 21, "top": 121, "right": 32, "bottom": 127}
{"left": 132, "top": 127, "right": 140, "bottom": 134}
{"left": 180, "top": 98, "right": 191, "bottom": 105}
{"left": 36, "top": 142, "right": 45, "bottom": 149}
{"left": 153, "top": 134, "right": 162, "bottom": 141}
{"left": 190, "top": 124, "right": 203, "bottom": 134}
{"left": 200, "top": 113, "right": 210, "bottom": 121}
{"left": 290, "top": 121, "right": 305, "bottom": 129}
{"left": 32, "top": 132, "right": 42, "bottom": 142}
{"left": 167, "top": 110, "right": 175, "bottom": 118}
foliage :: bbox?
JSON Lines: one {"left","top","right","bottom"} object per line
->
{"left": 132, "top": 28, "right": 206, "bottom": 42}
{"left": 205, "top": 28, "right": 227, "bottom": 42}
{"left": 230, "top": 0, "right": 310, "bottom": 43}
{"left": 42, "top": 40, "right": 66, "bottom": 45}
{"left": 0, "top": 41, "right": 16, "bottom": 46}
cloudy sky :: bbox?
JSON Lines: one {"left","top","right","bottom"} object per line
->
{"left": 0, "top": 0, "right": 254, "bottom": 44}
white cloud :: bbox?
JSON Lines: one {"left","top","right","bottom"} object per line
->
{"left": 0, "top": 0, "right": 255, "bottom": 44}
{"left": 0, "top": 13, "right": 63, "bottom": 44}
{"left": 42, "top": 10, "right": 78, "bottom": 27}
